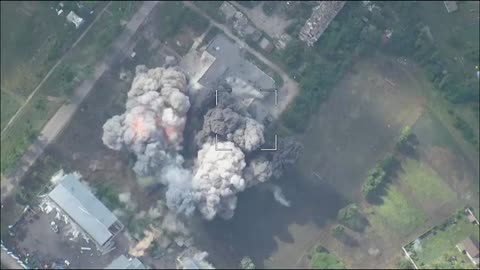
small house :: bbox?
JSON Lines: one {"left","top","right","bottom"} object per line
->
{"left": 457, "top": 236, "right": 480, "bottom": 266}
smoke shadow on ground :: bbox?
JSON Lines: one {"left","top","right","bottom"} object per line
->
{"left": 192, "top": 166, "right": 347, "bottom": 268}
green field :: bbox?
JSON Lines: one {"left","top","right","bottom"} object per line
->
{"left": 0, "top": 2, "right": 108, "bottom": 122}
{"left": 368, "top": 185, "right": 429, "bottom": 237}
{"left": 399, "top": 158, "right": 457, "bottom": 208}
{"left": 1, "top": 2, "right": 74, "bottom": 98}
{"left": 0, "top": 90, "right": 22, "bottom": 130}
{"left": 405, "top": 210, "right": 480, "bottom": 269}
{"left": 0, "top": 2, "right": 141, "bottom": 174}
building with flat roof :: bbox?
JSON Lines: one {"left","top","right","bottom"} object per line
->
{"left": 198, "top": 34, "right": 275, "bottom": 91}
{"left": 105, "top": 255, "right": 147, "bottom": 269}
{"left": 47, "top": 173, "right": 124, "bottom": 248}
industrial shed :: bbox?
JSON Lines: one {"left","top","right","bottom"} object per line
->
{"left": 47, "top": 173, "right": 124, "bottom": 248}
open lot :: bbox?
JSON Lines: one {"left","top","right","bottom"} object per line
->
{"left": 7, "top": 205, "right": 130, "bottom": 269}
{"left": 298, "top": 55, "right": 426, "bottom": 201}
{"left": 0, "top": 1, "right": 106, "bottom": 129}
{"left": 262, "top": 54, "right": 478, "bottom": 269}
{"left": 0, "top": 2, "right": 141, "bottom": 174}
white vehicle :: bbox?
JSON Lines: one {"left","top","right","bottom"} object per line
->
{"left": 50, "top": 221, "right": 59, "bottom": 233}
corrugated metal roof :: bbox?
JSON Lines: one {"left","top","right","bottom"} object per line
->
{"left": 48, "top": 174, "right": 119, "bottom": 246}
{"left": 105, "top": 255, "right": 146, "bottom": 269}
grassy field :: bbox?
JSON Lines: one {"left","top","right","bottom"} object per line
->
{"left": 399, "top": 158, "right": 457, "bottom": 209}
{"left": 368, "top": 185, "right": 429, "bottom": 237}
{"left": 413, "top": 110, "right": 457, "bottom": 149}
{"left": 0, "top": 2, "right": 108, "bottom": 128}
{"left": 0, "top": 90, "right": 22, "bottom": 130}
{"left": 0, "top": 2, "right": 141, "bottom": 174}
{"left": 418, "top": 1, "right": 479, "bottom": 76}
{"left": 311, "top": 251, "right": 346, "bottom": 269}
{"left": 405, "top": 210, "right": 480, "bottom": 269}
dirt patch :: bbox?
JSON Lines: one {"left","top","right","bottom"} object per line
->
{"left": 423, "top": 146, "right": 479, "bottom": 205}
{"left": 10, "top": 206, "right": 129, "bottom": 269}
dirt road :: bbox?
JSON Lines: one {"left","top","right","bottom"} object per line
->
{"left": 1, "top": 2, "right": 112, "bottom": 136}
{"left": 183, "top": 1, "right": 299, "bottom": 119}
{"left": 0, "top": 1, "right": 161, "bottom": 202}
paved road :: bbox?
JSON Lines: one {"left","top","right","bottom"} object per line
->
{"left": 183, "top": 1, "right": 299, "bottom": 118}
{"left": 1, "top": 249, "right": 24, "bottom": 269}
{"left": 0, "top": 1, "right": 161, "bottom": 202}
{"left": 1, "top": 2, "right": 112, "bottom": 136}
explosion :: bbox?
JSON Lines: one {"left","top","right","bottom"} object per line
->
{"left": 102, "top": 66, "right": 302, "bottom": 221}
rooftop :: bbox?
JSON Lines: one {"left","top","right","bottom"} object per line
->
{"left": 105, "top": 255, "right": 146, "bottom": 269}
{"left": 198, "top": 34, "right": 275, "bottom": 91}
{"left": 299, "top": 1, "right": 346, "bottom": 46}
{"left": 460, "top": 236, "right": 480, "bottom": 258}
{"left": 48, "top": 173, "right": 123, "bottom": 246}
{"left": 66, "top": 11, "right": 84, "bottom": 29}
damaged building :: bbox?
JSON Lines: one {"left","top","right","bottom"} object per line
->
{"left": 299, "top": 1, "right": 346, "bottom": 46}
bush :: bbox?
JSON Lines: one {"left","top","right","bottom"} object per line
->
{"left": 362, "top": 155, "right": 396, "bottom": 198}
{"left": 331, "top": 225, "right": 346, "bottom": 239}
{"left": 337, "top": 204, "right": 368, "bottom": 232}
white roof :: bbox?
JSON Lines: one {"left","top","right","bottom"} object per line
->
{"left": 105, "top": 255, "right": 146, "bottom": 269}
{"left": 48, "top": 174, "right": 120, "bottom": 246}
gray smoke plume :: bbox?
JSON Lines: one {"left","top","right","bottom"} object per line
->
{"left": 271, "top": 137, "right": 303, "bottom": 179}
{"left": 195, "top": 106, "right": 265, "bottom": 152}
{"left": 243, "top": 156, "right": 273, "bottom": 187}
{"left": 102, "top": 66, "right": 190, "bottom": 178}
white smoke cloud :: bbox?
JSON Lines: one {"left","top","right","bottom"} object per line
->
{"left": 270, "top": 184, "right": 291, "bottom": 207}
{"left": 191, "top": 141, "right": 246, "bottom": 220}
